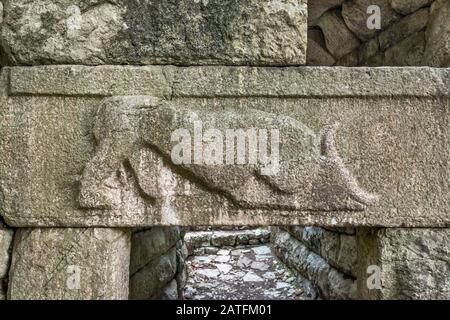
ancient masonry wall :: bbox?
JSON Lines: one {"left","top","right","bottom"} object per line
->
{"left": 0, "top": 0, "right": 448, "bottom": 300}
{"left": 185, "top": 228, "right": 271, "bottom": 256}
{"left": 271, "top": 0, "right": 450, "bottom": 300}
{"left": 357, "top": 228, "right": 450, "bottom": 299}
{"left": 129, "top": 227, "right": 187, "bottom": 300}
{"left": 0, "top": 218, "right": 13, "bottom": 299}
{"left": 271, "top": 226, "right": 357, "bottom": 299}
{"left": 308, "top": 0, "right": 449, "bottom": 67}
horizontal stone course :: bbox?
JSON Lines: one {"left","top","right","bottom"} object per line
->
{"left": 9, "top": 66, "right": 450, "bottom": 97}
{"left": 9, "top": 66, "right": 172, "bottom": 97}
{"left": 0, "top": 66, "right": 448, "bottom": 228}
{"left": 185, "top": 228, "right": 271, "bottom": 255}
{"left": 0, "top": 228, "right": 14, "bottom": 300}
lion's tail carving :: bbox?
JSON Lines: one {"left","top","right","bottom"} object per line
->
{"left": 313, "top": 123, "right": 379, "bottom": 210}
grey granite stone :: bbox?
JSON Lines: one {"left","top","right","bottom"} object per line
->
{"left": 8, "top": 228, "right": 131, "bottom": 300}
{"left": 357, "top": 228, "right": 450, "bottom": 299}
{"left": 0, "top": 66, "right": 448, "bottom": 227}
{"left": 1, "top": 0, "right": 307, "bottom": 66}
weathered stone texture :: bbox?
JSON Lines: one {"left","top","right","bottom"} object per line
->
{"left": 391, "top": 0, "right": 433, "bottom": 15}
{"left": 317, "top": 10, "right": 361, "bottom": 59}
{"left": 378, "top": 8, "right": 429, "bottom": 52}
{"left": 383, "top": 31, "right": 426, "bottom": 66}
{"left": 308, "top": 0, "right": 442, "bottom": 67}
{"left": 185, "top": 228, "right": 271, "bottom": 255}
{"left": 0, "top": 229, "right": 13, "bottom": 279}
{"left": 357, "top": 228, "right": 450, "bottom": 299}
{"left": 424, "top": 0, "right": 450, "bottom": 67}
{"left": 130, "top": 227, "right": 180, "bottom": 274}
{"left": 342, "top": 0, "right": 400, "bottom": 41}
{"left": 129, "top": 245, "right": 177, "bottom": 300}
{"left": 0, "top": 227, "right": 14, "bottom": 300}
{"left": 1, "top": 0, "right": 307, "bottom": 66}
{"left": 0, "top": 66, "right": 449, "bottom": 228}
{"left": 309, "top": 0, "right": 345, "bottom": 26}
{"left": 129, "top": 227, "right": 186, "bottom": 300}
{"left": 284, "top": 226, "right": 357, "bottom": 276}
{"left": 8, "top": 228, "right": 131, "bottom": 300}
{"left": 272, "top": 227, "right": 357, "bottom": 299}
{"left": 307, "top": 29, "right": 336, "bottom": 66}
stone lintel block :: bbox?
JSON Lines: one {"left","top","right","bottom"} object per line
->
{"left": 7, "top": 228, "right": 131, "bottom": 300}
{"left": 0, "top": 66, "right": 449, "bottom": 228}
{"left": 1, "top": 0, "right": 307, "bottom": 66}
{"left": 357, "top": 228, "right": 450, "bottom": 300}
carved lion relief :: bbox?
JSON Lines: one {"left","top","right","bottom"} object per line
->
{"left": 78, "top": 96, "right": 378, "bottom": 213}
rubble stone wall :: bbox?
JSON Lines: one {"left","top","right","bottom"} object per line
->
{"left": 271, "top": 226, "right": 357, "bottom": 299}
{"left": 308, "top": 0, "right": 449, "bottom": 67}
{"left": 129, "top": 227, "right": 187, "bottom": 300}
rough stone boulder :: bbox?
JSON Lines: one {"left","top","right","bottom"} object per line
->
{"left": 1, "top": 0, "right": 307, "bottom": 66}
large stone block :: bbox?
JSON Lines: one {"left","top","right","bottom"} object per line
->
{"left": 357, "top": 228, "right": 450, "bottom": 299}
{"left": 8, "top": 228, "right": 131, "bottom": 300}
{"left": 0, "top": 66, "right": 449, "bottom": 228}
{"left": 1, "top": 0, "right": 307, "bottom": 66}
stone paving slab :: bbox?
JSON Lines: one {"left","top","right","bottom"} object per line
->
{"left": 183, "top": 245, "right": 315, "bottom": 300}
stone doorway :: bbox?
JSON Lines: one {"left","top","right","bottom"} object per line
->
{"left": 128, "top": 226, "right": 357, "bottom": 300}
{"left": 182, "top": 228, "right": 313, "bottom": 300}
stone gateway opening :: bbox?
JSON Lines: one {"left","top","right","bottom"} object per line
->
{"left": 0, "top": 0, "right": 449, "bottom": 301}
